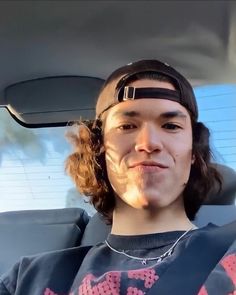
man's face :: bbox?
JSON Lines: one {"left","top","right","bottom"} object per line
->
{"left": 103, "top": 79, "right": 193, "bottom": 211}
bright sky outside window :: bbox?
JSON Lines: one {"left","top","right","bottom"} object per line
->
{"left": 194, "top": 84, "right": 236, "bottom": 171}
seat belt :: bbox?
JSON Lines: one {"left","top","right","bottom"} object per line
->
{"left": 147, "top": 221, "right": 236, "bottom": 295}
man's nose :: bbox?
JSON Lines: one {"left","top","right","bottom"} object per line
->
{"left": 134, "top": 123, "right": 163, "bottom": 153}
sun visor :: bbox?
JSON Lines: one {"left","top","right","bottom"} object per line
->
{"left": 4, "top": 76, "right": 104, "bottom": 127}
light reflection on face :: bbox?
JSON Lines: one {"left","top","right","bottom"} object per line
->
{"left": 103, "top": 79, "right": 193, "bottom": 211}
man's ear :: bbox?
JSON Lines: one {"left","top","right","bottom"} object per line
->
{"left": 191, "top": 154, "right": 196, "bottom": 164}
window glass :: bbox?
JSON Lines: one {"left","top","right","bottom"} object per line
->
{"left": 0, "top": 108, "right": 96, "bottom": 215}
{"left": 0, "top": 84, "right": 235, "bottom": 212}
{"left": 194, "top": 84, "right": 236, "bottom": 171}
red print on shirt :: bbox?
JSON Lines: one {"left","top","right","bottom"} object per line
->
{"left": 43, "top": 268, "right": 159, "bottom": 295}
{"left": 197, "top": 285, "right": 208, "bottom": 295}
{"left": 44, "top": 288, "right": 75, "bottom": 295}
{"left": 128, "top": 268, "right": 159, "bottom": 288}
{"left": 77, "top": 268, "right": 159, "bottom": 295}
{"left": 220, "top": 254, "right": 236, "bottom": 287}
{"left": 79, "top": 272, "right": 121, "bottom": 295}
{"left": 44, "top": 288, "right": 58, "bottom": 295}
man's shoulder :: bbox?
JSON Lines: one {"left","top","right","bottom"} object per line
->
{"left": 193, "top": 221, "right": 236, "bottom": 251}
{"left": 210, "top": 220, "right": 236, "bottom": 236}
{"left": 0, "top": 245, "right": 93, "bottom": 295}
{"left": 28, "top": 244, "right": 92, "bottom": 262}
{"left": 18, "top": 244, "right": 93, "bottom": 270}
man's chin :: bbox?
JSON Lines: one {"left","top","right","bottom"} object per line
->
{"left": 139, "top": 191, "right": 170, "bottom": 208}
{"left": 130, "top": 194, "right": 164, "bottom": 210}
{"left": 120, "top": 185, "right": 165, "bottom": 209}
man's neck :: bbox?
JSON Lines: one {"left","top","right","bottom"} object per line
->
{"left": 111, "top": 205, "right": 195, "bottom": 235}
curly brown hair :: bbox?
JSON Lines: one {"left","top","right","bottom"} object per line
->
{"left": 65, "top": 72, "right": 222, "bottom": 224}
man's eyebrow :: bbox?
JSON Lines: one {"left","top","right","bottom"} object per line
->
{"left": 113, "top": 110, "right": 187, "bottom": 119}
{"left": 113, "top": 110, "right": 140, "bottom": 118}
{"left": 160, "top": 111, "right": 187, "bottom": 119}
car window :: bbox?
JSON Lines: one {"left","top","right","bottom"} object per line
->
{"left": 195, "top": 84, "right": 236, "bottom": 171}
{"left": 0, "top": 108, "right": 96, "bottom": 215}
{"left": 0, "top": 84, "right": 235, "bottom": 213}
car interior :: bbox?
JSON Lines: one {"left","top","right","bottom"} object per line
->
{"left": 0, "top": 0, "right": 236, "bottom": 276}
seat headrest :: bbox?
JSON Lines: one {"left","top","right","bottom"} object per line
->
{"left": 204, "top": 164, "right": 236, "bottom": 205}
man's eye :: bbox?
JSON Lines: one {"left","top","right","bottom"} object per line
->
{"left": 118, "top": 124, "right": 136, "bottom": 130}
{"left": 163, "top": 123, "right": 182, "bottom": 130}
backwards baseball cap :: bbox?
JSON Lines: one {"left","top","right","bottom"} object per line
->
{"left": 96, "top": 59, "right": 198, "bottom": 121}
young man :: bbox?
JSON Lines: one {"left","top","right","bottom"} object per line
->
{"left": 0, "top": 60, "right": 236, "bottom": 295}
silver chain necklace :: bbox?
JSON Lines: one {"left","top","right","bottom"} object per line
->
{"left": 105, "top": 227, "right": 193, "bottom": 265}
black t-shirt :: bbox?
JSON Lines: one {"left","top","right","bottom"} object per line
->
{"left": 71, "top": 228, "right": 198, "bottom": 294}
{"left": 1, "top": 223, "right": 236, "bottom": 295}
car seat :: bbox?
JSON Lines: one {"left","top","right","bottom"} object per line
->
{"left": 0, "top": 207, "right": 89, "bottom": 275}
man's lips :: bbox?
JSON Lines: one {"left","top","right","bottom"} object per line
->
{"left": 129, "top": 161, "right": 168, "bottom": 169}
